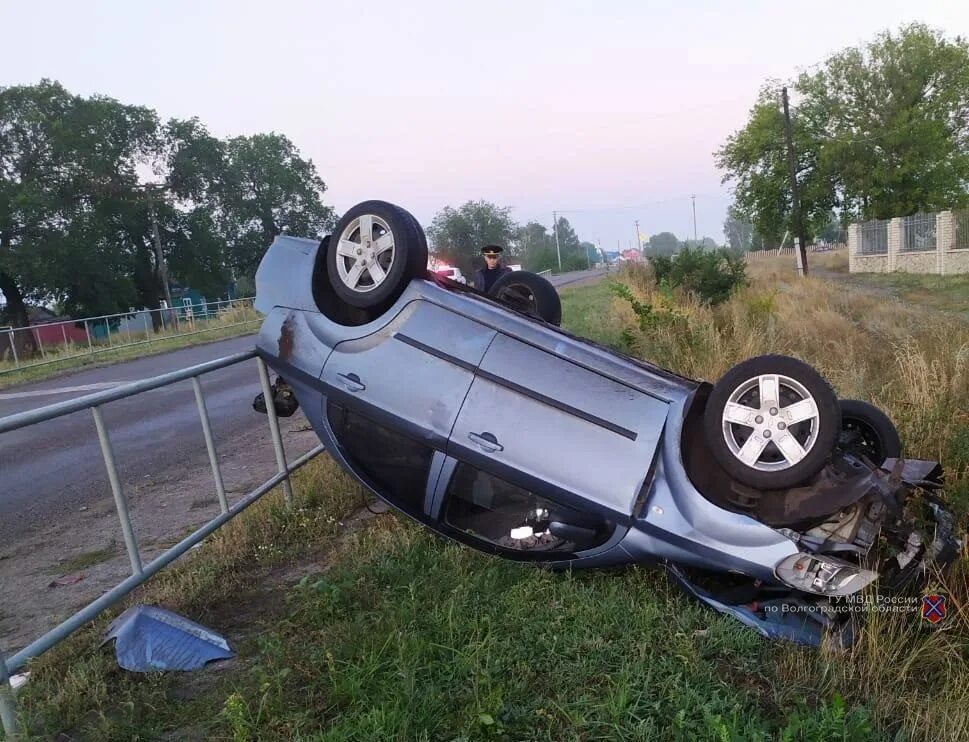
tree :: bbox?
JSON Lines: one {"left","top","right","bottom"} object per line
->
{"left": 717, "top": 24, "right": 969, "bottom": 241}
{"left": 518, "top": 221, "right": 556, "bottom": 272}
{"left": 1, "top": 80, "right": 338, "bottom": 356}
{"left": 715, "top": 82, "right": 831, "bottom": 249}
{"left": 427, "top": 200, "right": 517, "bottom": 274}
{"left": 724, "top": 205, "right": 755, "bottom": 251}
{"left": 552, "top": 216, "right": 589, "bottom": 271}
{"left": 647, "top": 232, "right": 679, "bottom": 256}
{"left": 217, "top": 133, "right": 337, "bottom": 277}
{"left": 0, "top": 81, "right": 159, "bottom": 352}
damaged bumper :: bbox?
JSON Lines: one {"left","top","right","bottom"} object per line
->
{"left": 672, "top": 456, "right": 962, "bottom": 646}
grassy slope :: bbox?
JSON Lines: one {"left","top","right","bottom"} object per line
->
{"left": 12, "top": 269, "right": 969, "bottom": 740}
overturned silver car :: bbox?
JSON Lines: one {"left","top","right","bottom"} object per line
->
{"left": 253, "top": 200, "right": 960, "bottom": 645}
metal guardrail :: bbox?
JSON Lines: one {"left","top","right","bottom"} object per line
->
{"left": 0, "top": 352, "right": 323, "bottom": 739}
{"left": 0, "top": 298, "right": 259, "bottom": 377}
{"left": 537, "top": 269, "right": 553, "bottom": 277}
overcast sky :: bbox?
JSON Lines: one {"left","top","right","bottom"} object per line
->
{"left": 2, "top": 0, "right": 968, "bottom": 251}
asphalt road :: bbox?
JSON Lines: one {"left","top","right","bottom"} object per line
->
{"left": 0, "top": 269, "right": 606, "bottom": 540}
{"left": 0, "top": 335, "right": 265, "bottom": 541}
{"left": 548, "top": 268, "right": 608, "bottom": 288}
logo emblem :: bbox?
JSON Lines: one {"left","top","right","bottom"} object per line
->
{"left": 922, "top": 594, "right": 947, "bottom": 624}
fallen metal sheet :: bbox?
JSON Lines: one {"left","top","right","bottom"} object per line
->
{"left": 665, "top": 564, "right": 853, "bottom": 648}
{"left": 102, "top": 605, "right": 233, "bottom": 672}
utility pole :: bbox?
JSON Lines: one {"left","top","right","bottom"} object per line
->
{"left": 552, "top": 211, "right": 562, "bottom": 272}
{"left": 782, "top": 87, "right": 809, "bottom": 276}
{"left": 634, "top": 220, "right": 642, "bottom": 254}
{"left": 691, "top": 194, "right": 698, "bottom": 243}
{"left": 151, "top": 207, "right": 174, "bottom": 311}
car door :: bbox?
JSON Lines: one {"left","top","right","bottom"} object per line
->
{"left": 321, "top": 299, "right": 496, "bottom": 516}
{"left": 445, "top": 333, "right": 670, "bottom": 530}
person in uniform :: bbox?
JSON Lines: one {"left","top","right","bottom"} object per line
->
{"left": 472, "top": 244, "right": 513, "bottom": 293}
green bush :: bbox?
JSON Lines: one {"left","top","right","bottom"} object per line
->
{"left": 649, "top": 246, "right": 747, "bottom": 305}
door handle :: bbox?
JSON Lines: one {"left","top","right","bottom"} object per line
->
{"left": 468, "top": 431, "right": 503, "bottom": 453}
{"left": 337, "top": 372, "right": 365, "bottom": 393}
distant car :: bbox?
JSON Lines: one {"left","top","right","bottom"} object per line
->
{"left": 432, "top": 266, "right": 467, "bottom": 284}
{"left": 254, "top": 200, "right": 959, "bottom": 645}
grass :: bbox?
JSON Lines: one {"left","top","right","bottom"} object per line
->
{"left": 558, "top": 278, "right": 630, "bottom": 350}
{"left": 44, "top": 546, "right": 118, "bottom": 576}
{"left": 7, "top": 265, "right": 969, "bottom": 740}
{"left": 0, "top": 304, "right": 260, "bottom": 390}
{"left": 847, "top": 271, "right": 969, "bottom": 313}
{"left": 12, "top": 454, "right": 365, "bottom": 740}
{"left": 807, "top": 248, "right": 969, "bottom": 313}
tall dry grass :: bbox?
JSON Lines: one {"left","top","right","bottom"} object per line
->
{"left": 614, "top": 258, "right": 969, "bottom": 740}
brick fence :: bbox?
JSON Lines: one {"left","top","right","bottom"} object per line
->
{"left": 848, "top": 210, "right": 969, "bottom": 275}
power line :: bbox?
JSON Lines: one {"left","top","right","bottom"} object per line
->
{"left": 516, "top": 193, "right": 718, "bottom": 226}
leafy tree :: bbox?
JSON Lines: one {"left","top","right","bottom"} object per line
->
{"left": 1, "top": 81, "right": 337, "bottom": 357}
{"left": 553, "top": 216, "right": 589, "bottom": 271}
{"left": 427, "top": 200, "right": 517, "bottom": 274}
{"left": 802, "top": 24, "right": 969, "bottom": 219}
{"left": 518, "top": 221, "right": 557, "bottom": 272}
{"left": 647, "top": 232, "right": 679, "bottom": 256}
{"left": 715, "top": 83, "right": 830, "bottom": 248}
{"left": 724, "top": 205, "right": 755, "bottom": 251}
{"left": 0, "top": 81, "right": 158, "bottom": 349}
{"left": 218, "top": 133, "right": 337, "bottom": 277}
{"left": 717, "top": 24, "right": 969, "bottom": 244}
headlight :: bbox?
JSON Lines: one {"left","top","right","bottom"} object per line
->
{"left": 776, "top": 553, "right": 878, "bottom": 596}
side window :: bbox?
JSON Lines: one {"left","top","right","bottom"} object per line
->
{"left": 443, "top": 464, "right": 613, "bottom": 555}
{"left": 327, "top": 402, "right": 434, "bottom": 515}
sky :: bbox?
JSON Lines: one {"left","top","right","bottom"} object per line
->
{"left": 2, "top": 0, "right": 969, "bottom": 252}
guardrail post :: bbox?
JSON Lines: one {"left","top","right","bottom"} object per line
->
{"left": 0, "top": 652, "right": 18, "bottom": 740}
{"left": 144, "top": 313, "right": 152, "bottom": 348}
{"left": 34, "top": 329, "right": 45, "bottom": 360}
{"left": 91, "top": 406, "right": 143, "bottom": 576}
{"left": 84, "top": 320, "right": 93, "bottom": 354}
{"left": 7, "top": 331, "right": 18, "bottom": 369}
{"left": 104, "top": 317, "right": 112, "bottom": 348}
{"left": 192, "top": 377, "right": 229, "bottom": 514}
{"left": 256, "top": 357, "right": 294, "bottom": 506}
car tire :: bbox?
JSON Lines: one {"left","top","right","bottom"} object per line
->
{"left": 326, "top": 201, "right": 427, "bottom": 309}
{"left": 489, "top": 271, "right": 562, "bottom": 326}
{"left": 838, "top": 399, "right": 901, "bottom": 464}
{"left": 703, "top": 355, "right": 841, "bottom": 490}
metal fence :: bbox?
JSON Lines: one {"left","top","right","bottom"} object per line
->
{"left": 744, "top": 244, "right": 847, "bottom": 260}
{"left": 0, "top": 298, "right": 258, "bottom": 377}
{"left": 0, "top": 352, "right": 323, "bottom": 738}
{"left": 901, "top": 213, "right": 937, "bottom": 253}
{"left": 858, "top": 220, "right": 889, "bottom": 255}
{"left": 956, "top": 209, "right": 969, "bottom": 250}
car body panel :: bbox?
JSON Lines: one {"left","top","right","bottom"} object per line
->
{"left": 449, "top": 333, "right": 671, "bottom": 519}
{"left": 321, "top": 300, "right": 496, "bottom": 447}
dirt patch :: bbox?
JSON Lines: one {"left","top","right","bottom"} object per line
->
{"left": 0, "top": 413, "right": 320, "bottom": 658}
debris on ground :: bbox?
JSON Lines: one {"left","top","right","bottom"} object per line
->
{"left": 102, "top": 605, "right": 233, "bottom": 672}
